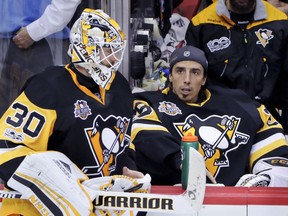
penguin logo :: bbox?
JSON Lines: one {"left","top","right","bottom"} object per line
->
{"left": 255, "top": 28, "right": 274, "bottom": 48}
{"left": 83, "top": 115, "right": 130, "bottom": 177}
{"left": 174, "top": 114, "right": 250, "bottom": 177}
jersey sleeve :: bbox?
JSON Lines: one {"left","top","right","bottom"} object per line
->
{"left": 250, "top": 104, "right": 288, "bottom": 169}
{"left": 276, "top": 27, "right": 288, "bottom": 133}
{"left": 132, "top": 97, "right": 181, "bottom": 184}
{"left": 0, "top": 76, "right": 57, "bottom": 181}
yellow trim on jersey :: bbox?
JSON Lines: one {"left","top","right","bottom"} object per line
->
{"left": 192, "top": 1, "right": 287, "bottom": 29}
{"left": 257, "top": 105, "right": 283, "bottom": 132}
{"left": 131, "top": 122, "right": 169, "bottom": 142}
{"left": 250, "top": 133, "right": 288, "bottom": 167}
{"left": 0, "top": 92, "right": 57, "bottom": 151}
{"left": 65, "top": 64, "right": 107, "bottom": 105}
{"left": 0, "top": 146, "right": 35, "bottom": 165}
{"left": 133, "top": 99, "right": 162, "bottom": 123}
{"left": 129, "top": 142, "right": 136, "bottom": 151}
{"left": 0, "top": 197, "right": 41, "bottom": 216}
{"left": 161, "top": 87, "right": 170, "bottom": 95}
{"left": 162, "top": 88, "right": 211, "bottom": 107}
{"left": 192, "top": 3, "right": 235, "bottom": 28}
{"left": 248, "top": 2, "right": 287, "bottom": 29}
{"left": 187, "top": 89, "right": 211, "bottom": 106}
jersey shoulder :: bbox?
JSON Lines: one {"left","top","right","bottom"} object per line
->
{"left": 133, "top": 90, "right": 164, "bottom": 103}
{"left": 22, "top": 65, "right": 71, "bottom": 108}
{"left": 23, "top": 65, "right": 68, "bottom": 92}
{"left": 113, "top": 71, "right": 132, "bottom": 92}
{"left": 209, "top": 86, "right": 261, "bottom": 115}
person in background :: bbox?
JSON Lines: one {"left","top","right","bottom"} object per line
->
{"left": 185, "top": 0, "right": 288, "bottom": 137}
{"left": 132, "top": 45, "right": 288, "bottom": 186}
{"left": 0, "top": 8, "right": 149, "bottom": 215}
{"left": 0, "top": 0, "right": 81, "bottom": 117}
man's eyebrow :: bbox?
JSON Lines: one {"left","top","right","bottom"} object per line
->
{"left": 174, "top": 66, "right": 185, "bottom": 70}
{"left": 190, "top": 68, "right": 201, "bottom": 71}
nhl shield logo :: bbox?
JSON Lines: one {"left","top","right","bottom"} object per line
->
{"left": 183, "top": 51, "right": 191, "bottom": 57}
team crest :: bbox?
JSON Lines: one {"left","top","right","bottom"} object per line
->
{"left": 255, "top": 28, "right": 274, "bottom": 48}
{"left": 74, "top": 100, "right": 92, "bottom": 120}
{"left": 174, "top": 114, "right": 250, "bottom": 177}
{"left": 83, "top": 115, "right": 130, "bottom": 177}
{"left": 158, "top": 101, "right": 182, "bottom": 116}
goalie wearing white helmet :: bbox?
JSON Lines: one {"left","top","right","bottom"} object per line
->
{"left": 0, "top": 8, "right": 150, "bottom": 216}
{"left": 68, "top": 8, "right": 126, "bottom": 89}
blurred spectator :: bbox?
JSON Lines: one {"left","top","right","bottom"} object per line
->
{"left": 268, "top": 0, "right": 288, "bottom": 15}
{"left": 160, "top": 13, "right": 190, "bottom": 62}
{"left": 185, "top": 0, "right": 288, "bottom": 134}
{"left": 155, "top": 0, "right": 184, "bottom": 37}
{"left": 0, "top": 0, "right": 81, "bottom": 117}
{"left": 173, "top": 0, "right": 202, "bottom": 20}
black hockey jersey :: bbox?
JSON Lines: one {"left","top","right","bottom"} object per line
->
{"left": 0, "top": 63, "right": 136, "bottom": 182}
{"left": 132, "top": 86, "right": 288, "bottom": 185}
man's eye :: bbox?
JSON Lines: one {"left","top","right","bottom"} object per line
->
{"left": 192, "top": 70, "right": 201, "bottom": 75}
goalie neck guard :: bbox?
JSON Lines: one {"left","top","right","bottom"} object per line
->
{"left": 68, "top": 8, "right": 126, "bottom": 89}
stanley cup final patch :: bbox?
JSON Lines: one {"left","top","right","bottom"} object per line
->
{"left": 74, "top": 100, "right": 92, "bottom": 120}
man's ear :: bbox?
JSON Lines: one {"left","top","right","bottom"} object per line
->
{"left": 202, "top": 76, "right": 207, "bottom": 86}
{"left": 169, "top": 74, "right": 173, "bottom": 83}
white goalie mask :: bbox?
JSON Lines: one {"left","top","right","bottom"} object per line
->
{"left": 68, "top": 8, "right": 126, "bottom": 89}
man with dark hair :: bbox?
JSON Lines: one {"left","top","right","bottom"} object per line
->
{"left": 132, "top": 45, "right": 288, "bottom": 186}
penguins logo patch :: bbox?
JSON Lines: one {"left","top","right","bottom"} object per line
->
{"left": 255, "top": 28, "right": 274, "bottom": 48}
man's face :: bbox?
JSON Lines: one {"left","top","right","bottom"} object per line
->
{"left": 228, "top": 0, "right": 256, "bottom": 13}
{"left": 169, "top": 61, "right": 206, "bottom": 103}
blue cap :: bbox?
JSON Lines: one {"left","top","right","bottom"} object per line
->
{"left": 169, "top": 46, "right": 208, "bottom": 71}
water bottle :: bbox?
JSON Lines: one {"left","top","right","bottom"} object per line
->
{"left": 181, "top": 133, "right": 199, "bottom": 189}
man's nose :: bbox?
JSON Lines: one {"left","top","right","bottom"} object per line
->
{"left": 183, "top": 72, "right": 191, "bottom": 83}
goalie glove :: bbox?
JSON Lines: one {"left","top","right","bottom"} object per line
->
{"left": 82, "top": 174, "right": 151, "bottom": 216}
{"left": 7, "top": 151, "right": 95, "bottom": 216}
{"left": 236, "top": 157, "right": 288, "bottom": 187}
{"left": 235, "top": 174, "right": 271, "bottom": 187}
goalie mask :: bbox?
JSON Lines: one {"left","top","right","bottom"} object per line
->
{"left": 68, "top": 8, "right": 126, "bottom": 89}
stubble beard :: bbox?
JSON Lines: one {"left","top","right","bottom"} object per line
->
{"left": 228, "top": 0, "right": 256, "bottom": 14}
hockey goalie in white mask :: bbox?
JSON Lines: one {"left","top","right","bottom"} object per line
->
{"left": 0, "top": 8, "right": 152, "bottom": 216}
{"left": 68, "top": 8, "right": 126, "bottom": 89}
